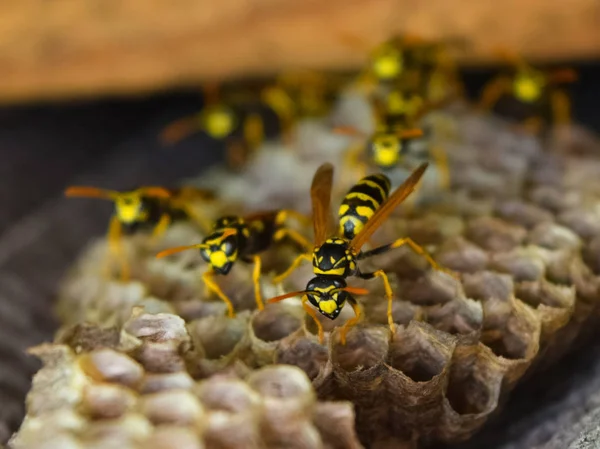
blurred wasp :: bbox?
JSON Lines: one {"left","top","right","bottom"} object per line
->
{"left": 156, "top": 210, "right": 311, "bottom": 318}
{"left": 478, "top": 50, "right": 577, "bottom": 134}
{"left": 268, "top": 162, "right": 455, "bottom": 344}
{"left": 259, "top": 70, "right": 351, "bottom": 142}
{"left": 160, "top": 83, "right": 265, "bottom": 171}
{"left": 65, "top": 185, "right": 216, "bottom": 282}
{"left": 334, "top": 90, "right": 451, "bottom": 189}
{"left": 339, "top": 32, "right": 465, "bottom": 103}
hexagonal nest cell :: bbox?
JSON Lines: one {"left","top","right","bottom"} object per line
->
{"left": 7, "top": 89, "right": 600, "bottom": 449}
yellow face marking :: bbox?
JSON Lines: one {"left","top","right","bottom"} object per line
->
{"left": 209, "top": 251, "right": 228, "bottom": 268}
{"left": 318, "top": 299, "right": 338, "bottom": 314}
{"left": 372, "top": 46, "right": 403, "bottom": 80}
{"left": 115, "top": 194, "right": 145, "bottom": 224}
{"left": 204, "top": 107, "right": 236, "bottom": 138}
{"left": 373, "top": 143, "right": 400, "bottom": 167}
{"left": 513, "top": 72, "right": 544, "bottom": 103}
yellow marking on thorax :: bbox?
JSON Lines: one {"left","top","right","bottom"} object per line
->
{"left": 314, "top": 267, "right": 345, "bottom": 276}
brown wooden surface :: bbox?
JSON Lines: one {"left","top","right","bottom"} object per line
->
{"left": 0, "top": 0, "right": 599, "bottom": 104}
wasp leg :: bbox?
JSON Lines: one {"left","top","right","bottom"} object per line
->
{"left": 202, "top": 269, "right": 236, "bottom": 318}
{"left": 429, "top": 144, "right": 450, "bottom": 190}
{"left": 302, "top": 296, "right": 325, "bottom": 344}
{"left": 551, "top": 89, "right": 571, "bottom": 126}
{"left": 252, "top": 255, "right": 265, "bottom": 311}
{"left": 106, "top": 215, "right": 129, "bottom": 282}
{"left": 225, "top": 139, "right": 249, "bottom": 171}
{"left": 477, "top": 77, "right": 511, "bottom": 112}
{"left": 339, "top": 298, "right": 362, "bottom": 345}
{"left": 273, "top": 228, "right": 313, "bottom": 252}
{"left": 357, "top": 269, "right": 394, "bottom": 334}
{"left": 150, "top": 214, "right": 171, "bottom": 246}
{"left": 159, "top": 115, "right": 201, "bottom": 145}
{"left": 275, "top": 209, "right": 312, "bottom": 228}
{"left": 521, "top": 116, "right": 544, "bottom": 135}
{"left": 344, "top": 142, "right": 368, "bottom": 178}
{"left": 178, "top": 204, "right": 213, "bottom": 234}
{"left": 359, "top": 238, "right": 458, "bottom": 278}
{"left": 272, "top": 253, "right": 312, "bottom": 285}
{"left": 243, "top": 113, "right": 265, "bottom": 151}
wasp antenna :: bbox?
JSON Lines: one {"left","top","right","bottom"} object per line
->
{"left": 333, "top": 126, "right": 365, "bottom": 137}
{"left": 138, "top": 187, "right": 172, "bottom": 198}
{"left": 267, "top": 290, "right": 310, "bottom": 304}
{"left": 398, "top": 128, "right": 424, "bottom": 139}
{"left": 341, "top": 286, "right": 370, "bottom": 295}
{"left": 156, "top": 244, "right": 205, "bottom": 259}
{"left": 548, "top": 68, "right": 578, "bottom": 84}
{"left": 64, "top": 186, "right": 116, "bottom": 199}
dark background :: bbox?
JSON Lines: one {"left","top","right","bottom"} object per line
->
{"left": 0, "top": 63, "right": 599, "bottom": 447}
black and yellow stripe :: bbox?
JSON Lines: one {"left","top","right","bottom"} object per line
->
{"left": 338, "top": 174, "right": 391, "bottom": 240}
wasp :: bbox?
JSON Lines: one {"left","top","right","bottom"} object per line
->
{"left": 334, "top": 90, "right": 451, "bottom": 189}
{"left": 478, "top": 50, "right": 577, "bottom": 134}
{"left": 155, "top": 210, "right": 312, "bottom": 318}
{"left": 258, "top": 70, "right": 351, "bottom": 144}
{"left": 64, "top": 185, "right": 216, "bottom": 281}
{"left": 160, "top": 83, "right": 265, "bottom": 171}
{"left": 339, "top": 32, "right": 465, "bottom": 103}
{"left": 267, "top": 162, "right": 455, "bottom": 344}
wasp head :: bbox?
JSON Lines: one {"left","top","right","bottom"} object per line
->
{"left": 304, "top": 276, "right": 350, "bottom": 320}
{"left": 200, "top": 228, "right": 239, "bottom": 275}
{"left": 114, "top": 192, "right": 147, "bottom": 224}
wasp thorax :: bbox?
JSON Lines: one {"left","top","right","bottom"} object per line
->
{"left": 200, "top": 230, "right": 239, "bottom": 275}
{"left": 313, "top": 239, "right": 355, "bottom": 277}
{"left": 304, "top": 276, "right": 349, "bottom": 320}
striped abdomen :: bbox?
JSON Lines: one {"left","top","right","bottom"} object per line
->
{"left": 338, "top": 174, "right": 391, "bottom": 240}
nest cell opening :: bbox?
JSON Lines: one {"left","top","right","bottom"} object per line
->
{"left": 251, "top": 303, "right": 303, "bottom": 342}
{"left": 331, "top": 327, "right": 389, "bottom": 372}
{"left": 445, "top": 353, "right": 498, "bottom": 416}
{"left": 387, "top": 325, "right": 451, "bottom": 382}
{"left": 188, "top": 315, "right": 247, "bottom": 360}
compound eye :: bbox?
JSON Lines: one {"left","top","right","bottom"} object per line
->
{"left": 199, "top": 248, "right": 210, "bottom": 262}
{"left": 220, "top": 240, "right": 234, "bottom": 256}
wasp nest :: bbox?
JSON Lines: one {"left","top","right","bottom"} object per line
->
{"left": 10, "top": 91, "right": 600, "bottom": 448}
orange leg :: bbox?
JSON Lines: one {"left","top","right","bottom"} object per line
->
{"left": 150, "top": 214, "right": 171, "bottom": 246}
{"left": 478, "top": 77, "right": 511, "bottom": 112}
{"left": 272, "top": 253, "right": 312, "bottom": 285}
{"left": 339, "top": 300, "right": 362, "bottom": 345}
{"left": 551, "top": 89, "right": 572, "bottom": 126}
{"left": 302, "top": 297, "right": 325, "bottom": 344}
{"left": 390, "top": 237, "right": 458, "bottom": 278}
{"left": 252, "top": 255, "right": 265, "bottom": 311}
{"left": 105, "top": 215, "right": 129, "bottom": 282}
{"left": 202, "top": 269, "right": 236, "bottom": 318}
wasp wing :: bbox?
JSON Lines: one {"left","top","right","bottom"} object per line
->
{"left": 349, "top": 162, "right": 428, "bottom": 252}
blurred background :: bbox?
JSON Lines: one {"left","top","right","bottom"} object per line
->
{"left": 0, "top": 0, "right": 600, "bottom": 446}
